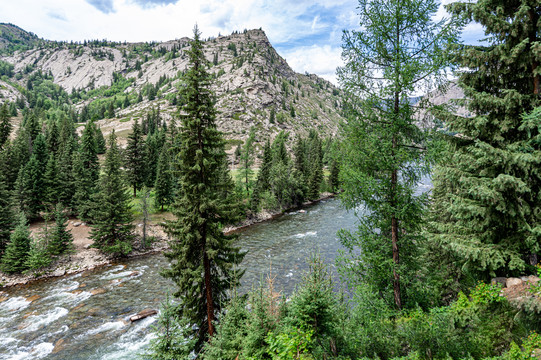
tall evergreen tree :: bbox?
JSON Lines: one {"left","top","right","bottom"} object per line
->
{"left": 90, "top": 130, "right": 134, "bottom": 256}
{"left": 161, "top": 26, "right": 244, "bottom": 353}
{"left": 0, "top": 103, "right": 12, "bottom": 148}
{"left": 44, "top": 153, "right": 60, "bottom": 208}
{"left": 1, "top": 213, "right": 31, "bottom": 274}
{"left": 15, "top": 154, "right": 44, "bottom": 221}
{"left": 428, "top": 1, "right": 541, "bottom": 279}
{"left": 46, "top": 120, "right": 60, "bottom": 156}
{"left": 125, "top": 119, "right": 146, "bottom": 197}
{"left": 337, "top": 0, "right": 458, "bottom": 309}
{"left": 251, "top": 139, "right": 272, "bottom": 210}
{"left": 0, "top": 175, "right": 14, "bottom": 256}
{"left": 237, "top": 126, "right": 256, "bottom": 198}
{"left": 155, "top": 145, "right": 173, "bottom": 211}
{"left": 306, "top": 131, "right": 323, "bottom": 200}
{"left": 144, "top": 130, "right": 163, "bottom": 188}
{"left": 95, "top": 125, "right": 106, "bottom": 154}
{"left": 48, "top": 203, "right": 74, "bottom": 256}
{"left": 73, "top": 121, "right": 99, "bottom": 221}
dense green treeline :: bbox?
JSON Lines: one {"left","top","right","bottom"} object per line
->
{"left": 0, "top": 69, "right": 334, "bottom": 277}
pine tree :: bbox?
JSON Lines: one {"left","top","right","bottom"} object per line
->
{"left": 125, "top": 120, "right": 146, "bottom": 197}
{"left": 306, "top": 131, "right": 323, "bottom": 200}
{"left": 57, "top": 140, "right": 76, "bottom": 210}
{"left": 15, "top": 155, "right": 44, "bottom": 221}
{"left": 47, "top": 203, "right": 74, "bottom": 256}
{"left": 1, "top": 213, "right": 31, "bottom": 274}
{"left": 73, "top": 121, "right": 99, "bottom": 221}
{"left": 251, "top": 139, "right": 272, "bottom": 210}
{"left": 25, "top": 236, "right": 52, "bottom": 276}
{"left": 90, "top": 130, "right": 134, "bottom": 256}
{"left": 144, "top": 131, "right": 162, "bottom": 187}
{"left": 161, "top": 26, "right": 244, "bottom": 353}
{"left": 237, "top": 126, "right": 256, "bottom": 198}
{"left": 46, "top": 120, "right": 59, "bottom": 155}
{"left": 0, "top": 175, "right": 14, "bottom": 257}
{"left": 0, "top": 103, "right": 12, "bottom": 148}
{"left": 337, "top": 0, "right": 458, "bottom": 309}
{"left": 95, "top": 126, "right": 106, "bottom": 154}
{"left": 428, "top": 1, "right": 541, "bottom": 278}
{"left": 44, "top": 153, "right": 59, "bottom": 208}
{"left": 328, "top": 158, "right": 340, "bottom": 193}
{"left": 154, "top": 145, "right": 172, "bottom": 211}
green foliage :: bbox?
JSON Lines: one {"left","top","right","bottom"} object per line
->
{"left": 0, "top": 175, "right": 14, "bottom": 256}
{"left": 145, "top": 294, "right": 196, "bottom": 360}
{"left": 1, "top": 213, "right": 31, "bottom": 274}
{"left": 90, "top": 130, "right": 134, "bottom": 256}
{"left": 125, "top": 120, "right": 147, "bottom": 196}
{"left": 161, "top": 26, "right": 244, "bottom": 352}
{"left": 237, "top": 126, "right": 256, "bottom": 198}
{"left": 73, "top": 121, "right": 99, "bottom": 221}
{"left": 154, "top": 145, "right": 173, "bottom": 211}
{"left": 24, "top": 235, "right": 53, "bottom": 277}
{"left": 0, "top": 103, "right": 12, "bottom": 148}
{"left": 427, "top": 0, "right": 541, "bottom": 279}
{"left": 47, "top": 204, "right": 74, "bottom": 256}
{"left": 337, "top": 0, "right": 458, "bottom": 310}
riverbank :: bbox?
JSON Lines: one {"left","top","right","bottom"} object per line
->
{"left": 0, "top": 193, "right": 336, "bottom": 288}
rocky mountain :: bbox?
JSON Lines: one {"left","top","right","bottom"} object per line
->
{"left": 0, "top": 25, "right": 345, "bottom": 153}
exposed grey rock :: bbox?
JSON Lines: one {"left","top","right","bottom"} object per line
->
{"left": 506, "top": 277, "right": 523, "bottom": 287}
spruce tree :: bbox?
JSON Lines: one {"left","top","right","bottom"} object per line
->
{"left": 251, "top": 139, "right": 272, "bottom": 210}
{"left": 44, "top": 153, "right": 59, "bottom": 208}
{"left": 15, "top": 155, "right": 44, "bottom": 221}
{"left": 125, "top": 119, "right": 146, "bottom": 197}
{"left": 161, "top": 26, "right": 244, "bottom": 353}
{"left": 46, "top": 120, "right": 59, "bottom": 155}
{"left": 1, "top": 213, "right": 31, "bottom": 274}
{"left": 154, "top": 145, "right": 172, "bottom": 211}
{"left": 337, "top": 0, "right": 458, "bottom": 309}
{"left": 73, "top": 121, "right": 99, "bottom": 221}
{"left": 48, "top": 204, "right": 74, "bottom": 256}
{"left": 0, "top": 175, "right": 14, "bottom": 256}
{"left": 237, "top": 126, "right": 256, "bottom": 198}
{"left": 0, "top": 103, "right": 12, "bottom": 148}
{"left": 428, "top": 1, "right": 541, "bottom": 278}
{"left": 95, "top": 125, "right": 106, "bottom": 154}
{"left": 90, "top": 130, "right": 134, "bottom": 256}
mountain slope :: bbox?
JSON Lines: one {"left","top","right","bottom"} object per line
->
{"left": 0, "top": 28, "right": 344, "bottom": 150}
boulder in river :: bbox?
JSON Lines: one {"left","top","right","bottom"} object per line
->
{"left": 130, "top": 308, "right": 158, "bottom": 322}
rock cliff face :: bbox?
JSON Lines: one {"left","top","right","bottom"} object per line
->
{"left": 0, "top": 25, "right": 344, "bottom": 149}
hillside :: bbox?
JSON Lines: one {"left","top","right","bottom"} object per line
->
{"left": 0, "top": 25, "right": 344, "bottom": 153}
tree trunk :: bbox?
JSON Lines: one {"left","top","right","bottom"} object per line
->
{"left": 392, "top": 87, "right": 402, "bottom": 310}
{"left": 203, "top": 251, "right": 214, "bottom": 337}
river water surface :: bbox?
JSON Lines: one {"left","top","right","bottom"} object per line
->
{"left": 0, "top": 198, "right": 359, "bottom": 359}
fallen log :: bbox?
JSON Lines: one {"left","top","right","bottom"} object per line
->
{"left": 130, "top": 308, "right": 158, "bottom": 322}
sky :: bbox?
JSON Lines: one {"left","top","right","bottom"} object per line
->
{"left": 0, "top": 0, "right": 483, "bottom": 85}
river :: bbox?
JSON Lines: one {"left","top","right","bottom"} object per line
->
{"left": 0, "top": 197, "right": 359, "bottom": 360}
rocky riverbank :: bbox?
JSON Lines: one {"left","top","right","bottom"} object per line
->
{"left": 1, "top": 193, "right": 336, "bottom": 288}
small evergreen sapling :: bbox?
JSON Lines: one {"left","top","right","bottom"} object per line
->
{"left": 1, "top": 213, "right": 31, "bottom": 274}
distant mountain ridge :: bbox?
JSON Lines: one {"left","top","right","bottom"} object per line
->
{"left": 0, "top": 25, "right": 345, "bottom": 152}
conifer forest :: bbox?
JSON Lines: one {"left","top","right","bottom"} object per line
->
{"left": 1, "top": 0, "right": 541, "bottom": 359}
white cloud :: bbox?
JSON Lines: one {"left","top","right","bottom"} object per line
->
{"left": 280, "top": 45, "right": 343, "bottom": 85}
